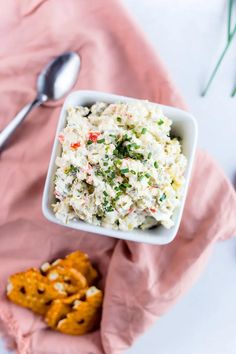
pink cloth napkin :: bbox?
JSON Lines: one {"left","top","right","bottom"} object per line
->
{"left": 0, "top": 1, "right": 236, "bottom": 353}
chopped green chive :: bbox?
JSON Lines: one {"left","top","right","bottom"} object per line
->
{"left": 115, "top": 191, "right": 122, "bottom": 200}
{"left": 103, "top": 162, "right": 108, "bottom": 166}
{"left": 113, "top": 138, "right": 144, "bottom": 160}
{"left": 159, "top": 193, "right": 166, "bottom": 202}
{"left": 130, "top": 143, "right": 140, "bottom": 149}
{"left": 120, "top": 168, "right": 129, "bottom": 174}
{"left": 145, "top": 173, "right": 151, "bottom": 178}
{"left": 158, "top": 119, "right": 164, "bottom": 125}
{"left": 106, "top": 206, "right": 114, "bottom": 212}
{"left": 134, "top": 153, "right": 143, "bottom": 160}
{"left": 115, "top": 219, "right": 120, "bottom": 226}
{"left": 138, "top": 174, "right": 144, "bottom": 181}
{"left": 113, "top": 149, "right": 119, "bottom": 156}
{"left": 117, "top": 117, "right": 122, "bottom": 122}
{"left": 141, "top": 128, "right": 147, "bottom": 134}
{"left": 154, "top": 161, "right": 158, "bottom": 168}
{"left": 132, "top": 129, "right": 138, "bottom": 137}
{"left": 131, "top": 170, "right": 136, "bottom": 175}
{"left": 87, "top": 140, "right": 93, "bottom": 145}
{"left": 103, "top": 191, "right": 108, "bottom": 197}
{"left": 65, "top": 165, "right": 79, "bottom": 175}
{"left": 147, "top": 152, "right": 152, "bottom": 159}
{"left": 115, "top": 159, "right": 122, "bottom": 166}
{"left": 97, "top": 138, "right": 105, "bottom": 144}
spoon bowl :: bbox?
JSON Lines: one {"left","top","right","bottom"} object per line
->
{"left": 37, "top": 52, "right": 80, "bottom": 101}
{"left": 0, "top": 51, "right": 81, "bottom": 150}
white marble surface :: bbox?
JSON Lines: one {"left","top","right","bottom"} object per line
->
{"left": 1, "top": 0, "right": 236, "bottom": 353}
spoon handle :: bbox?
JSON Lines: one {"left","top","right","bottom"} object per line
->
{"left": 0, "top": 94, "right": 47, "bottom": 150}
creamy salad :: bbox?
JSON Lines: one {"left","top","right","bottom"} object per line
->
{"left": 53, "top": 101, "right": 187, "bottom": 231}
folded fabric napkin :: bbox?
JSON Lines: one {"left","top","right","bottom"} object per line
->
{"left": 0, "top": 1, "right": 236, "bottom": 354}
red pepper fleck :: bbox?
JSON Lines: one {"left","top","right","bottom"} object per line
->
{"left": 70, "top": 142, "right": 81, "bottom": 150}
{"left": 128, "top": 208, "right": 133, "bottom": 213}
{"left": 58, "top": 133, "right": 64, "bottom": 143}
{"left": 88, "top": 132, "right": 101, "bottom": 142}
{"left": 150, "top": 208, "right": 157, "bottom": 213}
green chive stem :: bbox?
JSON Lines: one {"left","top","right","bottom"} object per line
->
{"left": 231, "top": 86, "right": 236, "bottom": 97}
{"left": 227, "top": 0, "right": 233, "bottom": 41}
{"left": 201, "top": 23, "right": 236, "bottom": 97}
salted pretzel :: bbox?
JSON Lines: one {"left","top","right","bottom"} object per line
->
{"left": 7, "top": 268, "right": 67, "bottom": 315}
{"left": 46, "top": 286, "right": 103, "bottom": 335}
{"left": 40, "top": 251, "right": 98, "bottom": 285}
{"left": 45, "top": 265, "right": 88, "bottom": 295}
{"left": 7, "top": 250, "right": 102, "bottom": 335}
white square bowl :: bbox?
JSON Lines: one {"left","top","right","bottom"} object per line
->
{"left": 42, "top": 90, "right": 198, "bottom": 245}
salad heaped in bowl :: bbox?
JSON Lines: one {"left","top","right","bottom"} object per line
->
{"left": 53, "top": 101, "right": 187, "bottom": 231}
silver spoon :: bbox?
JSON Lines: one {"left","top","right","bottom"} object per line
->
{"left": 0, "top": 52, "right": 80, "bottom": 150}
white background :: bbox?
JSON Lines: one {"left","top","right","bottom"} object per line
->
{"left": 1, "top": 0, "right": 236, "bottom": 353}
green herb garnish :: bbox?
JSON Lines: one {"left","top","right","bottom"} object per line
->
{"left": 106, "top": 206, "right": 114, "bottom": 212}
{"left": 154, "top": 161, "right": 158, "bottom": 168}
{"left": 65, "top": 165, "right": 79, "bottom": 175}
{"left": 87, "top": 140, "right": 93, "bottom": 145}
{"left": 123, "top": 133, "right": 132, "bottom": 141}
{"left": 95, "top": 170, "right": 104, "bottom": 177}
{"left": 114, "top": 191, "right": 122, "bottom": 200}
{"left": 114, "top": 159, "right": 122, "bottom": 166}
{"left": 103, "top": 191, "right": 108, "bottom": 197}
{"left": 137, "top": 172, "right": 145, "bottom": 181}
{"left": 113, "top": 138, "right": 144, "bottom": 160}
{"left": 141, "top": 128, "right": 147, "bottom": 134}
{"left": 130, "top": 143, "right": 140, "bottom": 149}
{"left": 117, "top": 117, "right": 122, "bottom": 123}
{"left": 120, "top": 168, "right": 129, "bottom": 174}
{"left": 147, "top": 152, "right": 152, "bottom": 159}
{"left": 131, "top": 170, "right": 136, "bottom": 175}
{"left": 119, "top": 183, "right": 127, "bottom": 191}
{"left": 202, "top": 0, "right": 236, "bottom": 96}
{"left": 97, "top": 138, "right": 105, "bottom": 144}
{"left": 159, "top": 193, "right": 166, "bottom": 202}
{"left": 157, "top": 119, "right": 164, "bottom": 125}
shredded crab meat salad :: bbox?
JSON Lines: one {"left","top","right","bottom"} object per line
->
{"left": 53, "top": 101, "right": 187, "bottom": 231}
